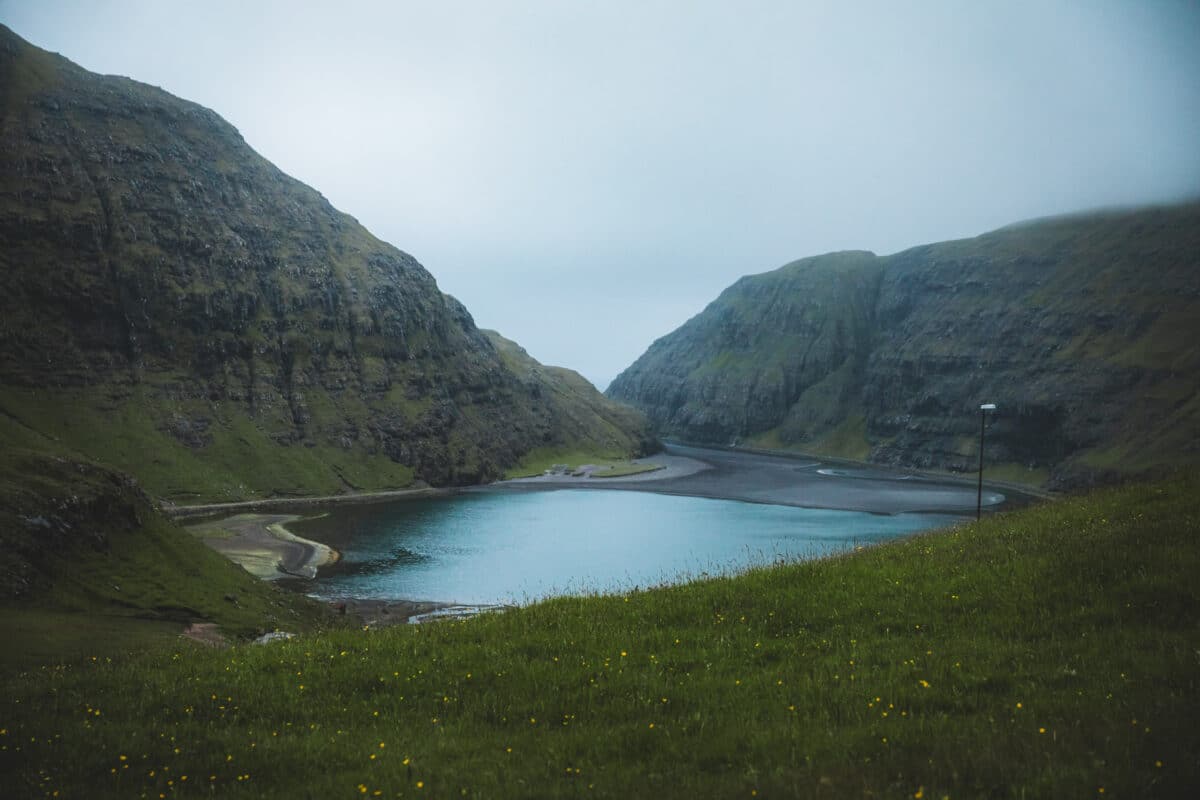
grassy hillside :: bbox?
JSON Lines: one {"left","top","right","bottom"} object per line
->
{"left": 0, "top": 413, "right": 339, "bottom": 670}
{"left": 482, "top": 330, "right": 657, "bottom": 477}
{"left": 608, "top": 251, "right": 882, "bottom": 447}
{"left": 2, "top": 474, "right": 1196, "bottom": 798}
{"left": 0, "top": 25, "right": 654, "bottom": 500}
{"left": 609, "top": 202, "right": 1200, "bottom": 489}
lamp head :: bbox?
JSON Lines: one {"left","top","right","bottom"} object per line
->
{"left": 980, "top": 403, "right": 997, "bottom": 412}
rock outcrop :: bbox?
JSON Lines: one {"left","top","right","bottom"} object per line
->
{"left": 608, "top": 204, "right": 1200, "bottom": 488}
{"left": 0, "top": 25, "right": 650, "bottom": 501}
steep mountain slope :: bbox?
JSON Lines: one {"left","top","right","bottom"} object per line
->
{"left": 482, "top": 330, "right": 657, "bottom": 460}
{"left": 608, "top": 203, "right": 1200, "bottom": 488}
{"left": 0, "top": 25, "right": 649, "bottom": 502}
{"left": 608, "top": 251, "right": 883, "bottom": 450}
{"left": 0, "top": 410, "right": 337, "bottom": 652}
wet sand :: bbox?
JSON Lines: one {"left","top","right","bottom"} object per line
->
{"left": 185, "top": 513, "right": 340, "bottom": 580}
{"left": 184, "top": 515, "right": 508, "bottom": 625}
{"left": 496, "top": 443, "right": 1041, "bottom": 515}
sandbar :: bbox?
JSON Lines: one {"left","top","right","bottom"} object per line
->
{"left": 185, "top": 513, "right": 339, "bottom": 580}
{"left": 496, "top": 443, "right": 1048, "bottom": 515}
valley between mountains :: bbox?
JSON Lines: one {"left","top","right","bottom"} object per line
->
{"left": 0, "top": 18, "right": 1198, "bottom": 800}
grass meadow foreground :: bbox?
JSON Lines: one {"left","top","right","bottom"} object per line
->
{"left": 2, "top": 476, "right": 1198, "bottom": 798}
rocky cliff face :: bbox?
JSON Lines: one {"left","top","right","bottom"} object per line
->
{"left": 608, "top": 204, "right": 1200, "bottom": 488}
{"left": 609, "top": 252, "right": 883, "bottom": 446}
{"left": 0, "top": 25, "right": 650, "bottom": 500}
{"left": 482, "top": 330, "right": 658, "bottom": 459}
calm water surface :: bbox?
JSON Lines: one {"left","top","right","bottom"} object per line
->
{"left": 291, "top": 489, "right": 951, "bottom": 605}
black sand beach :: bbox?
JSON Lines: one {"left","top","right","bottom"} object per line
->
{"left": 500, "top": 443, "right": 1038, "bottom": 514}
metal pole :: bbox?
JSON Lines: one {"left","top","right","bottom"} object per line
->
{"left": 976, "top": 408, "right": 985, "bottom": 521}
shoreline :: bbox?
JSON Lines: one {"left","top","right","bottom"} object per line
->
{"left": 667, "top": 439, "right": 1058, "bottom": 501}
{"left": 163, "top": 441, "right": 1043, "bottom": 523}
{"left": 184, "top": 513, "right": 339, "bottom": 581}
{"left": 494, "top": 444, "right": 1037, "bottom": 515}
{"left": 179, "top": 444, "right": 1045, "bottom": 618}
{"left": 165, "top": 486, "right": 453, "bottom": 520}
{"left": 183, "top": 514, "right": 511, "bottom": 625}
{"left": 325, "top": 598, "right": 513, "bottom": 627}
{"left": 502, "top": 451, "right": 710, "bottom": 486}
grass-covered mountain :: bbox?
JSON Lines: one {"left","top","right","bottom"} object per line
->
{"left": 0, "top": 440, "right": 340, "bottom": 664}
{"left": 608, "top": 203, "right": 1200, "bottom": 488}
{"left": 482, "top": 330, "right": 657, "bottom": 472}
{"left": 0, "top": 24, "right": 651, "bottom": 503}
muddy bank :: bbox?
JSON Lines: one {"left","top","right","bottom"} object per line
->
{"left": 184, "top": 513, "right": 339, "bottom": 580}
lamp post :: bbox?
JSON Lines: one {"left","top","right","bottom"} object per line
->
{"left": 977, "top": 403, "right": 996, "bottom": 520}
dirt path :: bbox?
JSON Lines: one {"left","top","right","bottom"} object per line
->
{"left": 180, "top": 622, "right": 227, "bottom": 647}
{"left": 495, "top": 443, "right": 1046, "bottom": 515}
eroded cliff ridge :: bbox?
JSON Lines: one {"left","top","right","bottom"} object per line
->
{"left": 0, "top": 25, "right": 650, "bottom": 501}
{"left": 608, "top": 204, "right": 1200, "bottom": 488}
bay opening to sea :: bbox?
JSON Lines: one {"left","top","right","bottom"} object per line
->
{"left": 288, "top": 488, "right": 955, "bottom": 607}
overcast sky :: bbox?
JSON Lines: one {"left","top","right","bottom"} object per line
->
{"left": 4, "top": 1, "right": 1199, "bottom": 389}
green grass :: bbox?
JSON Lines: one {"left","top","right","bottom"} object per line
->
{"left": 749, "top": 414, "right": 872, "bottom": 462}
{"left": 0, "top": 442, "right": 342, "bottom": 672}
{"left": 183, "top": 524, "right": 239, "bottom": 540}
{"left": 501, "top": 447, "right": 638, "bottom": 479}
{"left": 0, "top": 386, "right": 417, "bottom": 503}
{"left": 983, "top": 462, "right": 1053, "bottom": 488}
{"left": 0, "top": 611, "right": 185, "bottom": 672}
{"left": 807, "top": 413, "right": 871, "bottom": 460}
{"left": 588, "top": 463, "right": 664, "bottom": 478}
{"left": 2, "top": 474, "right": 1197, "bottom": 797}
{"left": 0, "top": 500, "right": 338, "bottom": 671}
